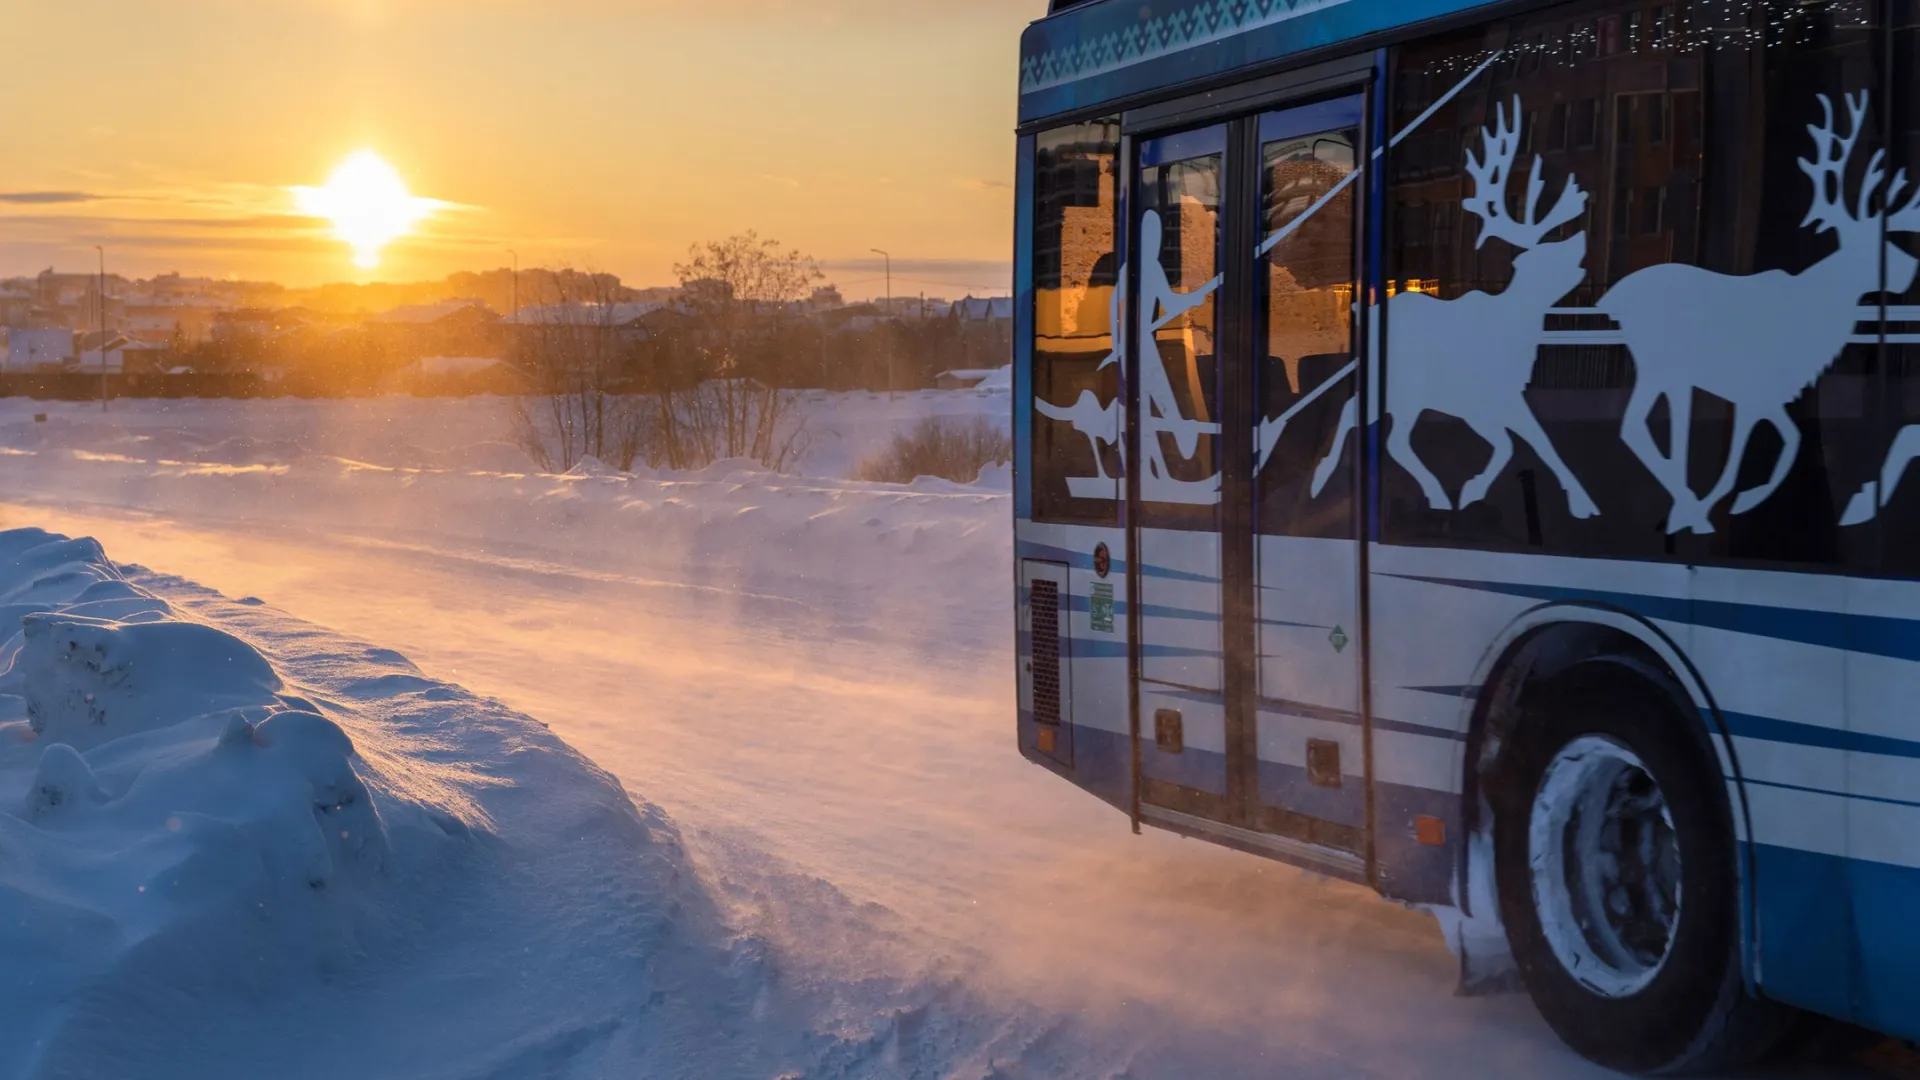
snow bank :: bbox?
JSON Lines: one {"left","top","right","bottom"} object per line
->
{"left": 0, "top": 527, "right": 756, "bottom": 1078}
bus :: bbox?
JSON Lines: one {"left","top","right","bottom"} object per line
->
{"left": 1010, "top": 0, "right": 1920, "bottom": 1070}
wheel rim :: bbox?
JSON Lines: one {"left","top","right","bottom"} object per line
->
{"left": 1528, "top": 735, "right": 1682, "bottom": 998}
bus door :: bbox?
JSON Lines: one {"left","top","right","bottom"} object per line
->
{"left": 1130, "top": 94, "right": 1369, "bottom": 870}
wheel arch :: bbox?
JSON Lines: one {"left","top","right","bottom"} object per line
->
{"left": 1445, "top": 602, "right": 1758, "bottom": 993}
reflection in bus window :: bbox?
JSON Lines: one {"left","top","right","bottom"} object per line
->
{"left": 1383, "top": 1, "right": 1880, "bottom": 569}
{"left": 1137, "top": 147, "right": 1223, "bottom": 523}
{"left": 1031, "top": 120, "right": 1122, "bottom": 523}
{"left": 1257, "top": 124, "right": 1359, "bottom": 540}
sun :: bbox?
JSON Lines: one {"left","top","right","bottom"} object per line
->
{"left": 294, "top": 150, "right": 437, "bottom": 269}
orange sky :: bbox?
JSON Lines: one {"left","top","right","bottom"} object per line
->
{"left": 0, "top": 0, "right": 1039, "bottom": 299}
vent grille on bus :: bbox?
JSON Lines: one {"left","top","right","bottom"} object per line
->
{"left": 1030, "top": 579, "right": 1062, "bottom": 725}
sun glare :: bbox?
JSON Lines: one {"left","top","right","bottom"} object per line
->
{"left": 294, "top": 150, "right": 436, "bottom": 269}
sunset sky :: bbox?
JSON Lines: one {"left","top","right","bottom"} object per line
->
{"left": 2, "top": 0, "right": 1039, "bottom": 299}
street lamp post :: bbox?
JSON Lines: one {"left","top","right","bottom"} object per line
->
{"left": 95, "top": 245, "right": 107, "bottom": 412}
{"left": 870, "top": 247, "right": 892, "bottom": 400}
{"left": 508, "top": 249, "right": 519, "bottom": 322}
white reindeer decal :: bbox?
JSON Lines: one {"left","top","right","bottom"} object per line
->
{"left": 1603, "top": 91, "right": 1920, "bottom": 534}
{"left": 1312, "top": 99, "right": 1597, "bottom": 518}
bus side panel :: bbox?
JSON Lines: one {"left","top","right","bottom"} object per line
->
{"left": 1017, "top": 522, "right": 1133, "bottom": 812}
{"left": 1367, "top": 545, "right": 1920, "bottom": 1036}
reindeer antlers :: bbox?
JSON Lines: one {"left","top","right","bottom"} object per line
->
{"left": 1799, "top": 91, "right": 1873, "bottom": 235}
{"left": 1464, "top": 97, "right": 1588, "bottom": 251}
{"left": 1796, "top": 90, "right": 1920, "bottom": 234}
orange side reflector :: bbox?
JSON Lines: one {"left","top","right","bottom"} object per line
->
{"left": 1415, "top": 815, "right": 1446, "bottom": 846}
{"left": 1036, "top": 727, "right": 1057, "bottom": 754}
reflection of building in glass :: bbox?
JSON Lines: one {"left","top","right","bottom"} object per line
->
{"left": 1264, "top": 145, "right": 1356, "bottom": 393}
{"left": 1035, "top": 124, "right": 1120, "bottom": 360}
{"left": 1032, "top": 120, "right": 1124, "bottom": 522}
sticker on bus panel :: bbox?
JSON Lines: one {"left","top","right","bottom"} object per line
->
{"left": 1090, "top": 582, "right": 1115, "bottom": 634}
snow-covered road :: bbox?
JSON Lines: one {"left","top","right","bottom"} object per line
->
{"left": 0, "top": 395, "right": 1894, "bottom": 1077}
{"left": 0, "top": 497, "right": 1825, "bottom": 1079}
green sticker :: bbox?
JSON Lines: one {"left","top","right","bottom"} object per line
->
{"left": 1328, "top": 625, "right": 1349, "bottom": 653}
{"left": 1090, "top": 582, "right": 1115, "bottom": 633}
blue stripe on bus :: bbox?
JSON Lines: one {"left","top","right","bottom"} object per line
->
{"left": 1722, "top": 711, "right": 1920, "bottom": 762}
{"left": 1069, "top": 639, "right": 1217, "bottom": 660}
{"left": 1016, "top": 538, "right": 1220, "bottom": 584}
{"left": 1404, "top": 684, "right": 1481, "bottom": 700}
{"left": 1385, "top": 573, "right": 1920, "bottom": 664}
{"left": 1740, "top": 775, "right": 1920, "bottom": 811}
{"left": 1067, "top": 593, "right": 1222, "bottom": 623}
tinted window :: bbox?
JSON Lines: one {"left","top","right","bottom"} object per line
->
{"left": 1873, "top": 7, "right": 1920, "bottom": 574}
{"left": 1135, "top": 128, "right": 1225, "bottom": 531}
{"left": 1382, "top": 0, "right": 1882, "bottom": 571}
{"left": 1031, "top": 120, "right": 1123, "bottom": 525}
{"left": 1256, "top": 107, "right": 1361, "bottom": 539}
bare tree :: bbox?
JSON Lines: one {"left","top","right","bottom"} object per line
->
{"left": 508, "top": 268, "right": 653, "bottom": 472}
{"left": 653, "top": 232, "right": 821, "bottom": 470}
{"left": 673, "top": 231, "right": 823, "bottom": 363}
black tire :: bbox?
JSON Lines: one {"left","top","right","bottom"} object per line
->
{"left": 1492, "top": 658, "right": 1794, "bottom": 1074}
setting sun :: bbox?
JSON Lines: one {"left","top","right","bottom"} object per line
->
{"left": 293, "top": 150, "right": 436, "bottom": 269}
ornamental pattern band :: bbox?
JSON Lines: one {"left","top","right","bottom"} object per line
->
{"left": 1020, "top": 0, "right": 1354, "bottom": 93}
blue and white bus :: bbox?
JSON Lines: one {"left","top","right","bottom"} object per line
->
{"left": 1011, "top": 0, "right": 1920, "bottom": 1069}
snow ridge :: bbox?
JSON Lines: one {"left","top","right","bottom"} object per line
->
{"left": 0, "top": 528, "right": 752, "bottom": 1079}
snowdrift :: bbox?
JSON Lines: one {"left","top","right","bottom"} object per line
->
{"left": 0, "top": 528, "right": 751, "bottom": 1079}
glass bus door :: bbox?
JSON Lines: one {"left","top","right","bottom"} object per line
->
{"left": 1248, "top": 97, "right": 1368, "bottom": 856}
{"left": 1131, "top": 124, "right": 1233, "bottom": 822}
{"left": 1131, "top": 95, "right": 1369, "bottom": 866}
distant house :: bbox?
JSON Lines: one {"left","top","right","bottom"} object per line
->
{"left": 502, "top": 302, "right": 668, "bottom": 356}
{"left": 368, "top": 298, "right": 496, "bottom": 328}
{"left": 390, "top": 355, "right": 524, "bottom": 396}
{"left": 73, "top": 330, "right": 131, "bottom": 374}
{"left": 934, "top": 367, "right": 1008, "bottom": 390}
{"left": 213, "top": 308, "right": 306, "bottom": 345}
{"left": 368, "top": 298, "right": 501, "bottom": 358}
{"left": 5, "top": 328, "right": 74, "bottom": 371}
{"left": 949, "top": 295, "right": 1015, "bottom": 322}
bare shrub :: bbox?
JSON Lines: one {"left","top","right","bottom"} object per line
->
{"left": 855, "top": 416, "right": 1010, "bottom": 484}
{"left": 659, "top": 377, "right": 810, "bottom": 473}
{"left": 507, "top": 270, "right": 653, "bottom": 472}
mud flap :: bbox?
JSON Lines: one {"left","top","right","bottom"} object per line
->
{"left": 1428, "top": 823, "right": 1523, "bottom": 996}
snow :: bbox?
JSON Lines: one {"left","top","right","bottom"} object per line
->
{"left": 0, "top": 391, "right": 1856, "bottom": 1077}
{"left": 0, "top": 527, "right": 762, "bottom": 1078}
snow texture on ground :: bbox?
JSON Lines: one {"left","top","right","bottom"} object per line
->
{"left": 0, "top": 527, "right": 817, "bottom": 1079}
{"left": 0, "top": 392, "right": 1893, "bottom": 1079}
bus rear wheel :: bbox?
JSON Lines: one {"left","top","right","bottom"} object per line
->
{"left": 1493, "top": 662, "right": 1790, "bottom": 1074}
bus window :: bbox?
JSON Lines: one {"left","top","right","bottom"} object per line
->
{"left": 1031, "top": 120, "right": 1123, "bottom": 524}
{"left": 1256, "top": 115, "right": 1360, "bottom": 540}
{"left": 1869, "top": 15, "right": 1920, "bottom": 572}
{"left": 1135, "top": 130, "right": 1225, "bottom": 531}
{"left": 1380, "top": 1, "right": 1880, "bottom": 570}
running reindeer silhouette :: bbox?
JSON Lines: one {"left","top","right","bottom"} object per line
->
{"left": 1603, "top": 90, "right": 1920, "bottom": 534}
{"left": 1311, "top": 99, "right": 1596, "bottom": 517}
